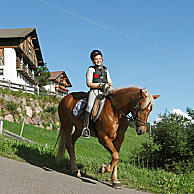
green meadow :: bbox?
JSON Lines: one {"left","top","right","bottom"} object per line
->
{"left": 0, "top": 120, "right": 193, "bottom": 193}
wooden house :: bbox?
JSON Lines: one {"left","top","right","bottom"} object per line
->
{"left": 0, "top": 28, "right": 44, "bottom": 88}
{"left": 44, "top": 71, "right": 72, "bottom": 95}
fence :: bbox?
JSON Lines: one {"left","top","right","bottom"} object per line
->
{"left": 0, "top": 120, "right": 45, "bottom": 146}
{"left": 0, "top": 79, "right": 65, "bottom": 97}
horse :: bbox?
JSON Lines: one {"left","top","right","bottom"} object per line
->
{"left": 56, "top": 87, "right": 160, "bottom": 188}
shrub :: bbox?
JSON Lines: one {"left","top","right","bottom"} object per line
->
{"left": 14, "top": 90, "right": 24, "bottom": 98}
{"left": 138, "top": 110, "right": 194, "bottom": 174}
{"left": 0, "top": 98, "right": 5, "bottom": 105}
{"left": 1, "top": 109, "right": 6, "bottom": 118}
{"left": 44, "top": 106, "right": 58, "bottom": 121}
{"left": 44, "top": 106, "right": 57, "bottom": 114}
{"left": 32, "top": 112, "right": 36, "bottom": 118}
{"left": 6, "top": 101, "right": 19, "bottom": 116}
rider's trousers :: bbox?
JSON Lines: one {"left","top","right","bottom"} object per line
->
{"left": 85, "top": 89, "right": 103, "bottom": 113}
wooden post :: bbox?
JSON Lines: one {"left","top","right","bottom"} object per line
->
{"left": 37, "top": 86, "right": 39, "bottom": 95}
{"left": 0, "top": 120, "right": 3, "bottom": 134}
{"left": 8, "top": 80, "right": 11, "bottom": 90}
{"left": 20, "top": 116, "right": 26, "bottom": 136}
{"left": 149, "top": 118, "right": 152, "bottom": 137}
{"left": 24, "top": 84, "right": 26, "bottom": 93}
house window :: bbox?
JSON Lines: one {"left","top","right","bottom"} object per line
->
{"left": 0, "top": 69, "right": 4, "bottom": 76}
{"left": 0, "top": 49, "right": 4, "bottom": 66}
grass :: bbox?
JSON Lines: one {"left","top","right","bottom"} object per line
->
{"left": 3, "top": 120, "right": 58, "bottom": 146}
{"left": 0, "top": 120, "right": 193, "bottom": 193}
{"left": 0, "top": 87, "right": 61, "bottom": 104}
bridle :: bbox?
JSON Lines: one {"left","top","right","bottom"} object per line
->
{"left": 109, "top": 93, "right": 149, "bottom": 127}
{"left": 133, "top": 95, "right": 149, "bottom": 126}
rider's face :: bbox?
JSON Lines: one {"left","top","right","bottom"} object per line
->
{"left": 93, "top": 55, "right": 103, "bottom": 66}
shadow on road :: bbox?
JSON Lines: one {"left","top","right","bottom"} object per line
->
{"left": 13, "top": 143, "right": 113, "bottom": 188}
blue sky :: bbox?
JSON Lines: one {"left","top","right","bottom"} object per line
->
{"left": 1, "top": 0, "right": 194, "bottom": 122}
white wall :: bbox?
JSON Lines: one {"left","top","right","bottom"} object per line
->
{"left": 44, "top": 82, "right": 55, "bottom": 92}
{"left": 4, "top": 48, "right": 17, "bottom": 82}
{"left": 1, "top": 48, "right": 34, "bottom": 87}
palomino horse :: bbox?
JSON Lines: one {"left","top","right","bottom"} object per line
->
{"left": 56, "top": 87, "right": 160, "bottom": 188}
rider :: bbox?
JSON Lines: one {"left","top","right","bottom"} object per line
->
{"left": 82, "top": 50, "right": 113, "bottom": 138}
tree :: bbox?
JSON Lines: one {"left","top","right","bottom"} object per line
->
{"left": 35, "top": 63, "right": 51, "bottom": 88}
{"left": 187, "top": 107, "right": 194, "bottom": 119}
{"left": 138, "top": 109, "right": 194, "bottom": 173}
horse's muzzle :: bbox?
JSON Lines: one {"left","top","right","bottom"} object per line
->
{"left": 136, "top": 126, "right": 146, "bottom": 135}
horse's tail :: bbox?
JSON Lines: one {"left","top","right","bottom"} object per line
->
{"left": 53, "top": 128, "right": 62, "bottom": 151}
{"left": 54, "top": 124, "right": 75, "bottom": 151}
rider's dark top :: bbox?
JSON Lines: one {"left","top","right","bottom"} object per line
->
{"left": 90, "top": 65, "right": 108, "bottom": 83}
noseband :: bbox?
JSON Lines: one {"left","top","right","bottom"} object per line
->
{"left": 109, "top": 93, "right": 149, "bottom": 127}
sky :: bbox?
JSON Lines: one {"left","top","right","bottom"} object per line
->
{"left": 1, "top": 0, "right": 194, "bottom": 122}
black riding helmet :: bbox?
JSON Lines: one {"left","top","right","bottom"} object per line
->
{"left": 90, "top": 50, "right": 103, "bottom": 61}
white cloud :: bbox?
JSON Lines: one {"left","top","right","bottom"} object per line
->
{"left": 153, "top": 108, "right": 194, "bottom": 124}
{"left": 170, "top": 109, "right": 192, "bottom": 120}
{"left": 155, "top": 117, "right": 162, "bottom": 123}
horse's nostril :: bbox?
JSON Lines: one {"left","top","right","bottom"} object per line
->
{"left": 136, "top": 127, "right": 145, "bottom": 135}
{"left": 138, "top": 131, "right": 142, "bottom": 135}
{"left": 136, "top": 128, "right": 141, "bottom": 135}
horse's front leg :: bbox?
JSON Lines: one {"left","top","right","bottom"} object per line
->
{"left": 98, "top": 132, "right": 121, "bottom": 189}
{"left": 99, "top": 123, "right": 127, "bottom": 174}
{"left": 113, "top": 116, "right": 128, "bottom": 152}
{"left": 111, "top": 119, "right": 128, "bottom": 188}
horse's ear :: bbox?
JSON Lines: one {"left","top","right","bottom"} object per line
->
{"left": 140, "top": 89, "right": 146, "bottom": 98}
{"left": 153, "top": 95, "right": 160, "bottom": 99}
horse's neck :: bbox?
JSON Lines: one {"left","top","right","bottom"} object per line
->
{"left": 112, "top": 88, "right": 139, "bottom": 115}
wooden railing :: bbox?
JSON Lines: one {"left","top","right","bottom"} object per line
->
{"left": 0, "top": 79, "right": 65, "bottom": 97}
{"left": 19, "top": 39, "right": 38, "bottom": 68}
{"left": 16, "top": 62, "right": 38, "bottom": 84}
{"left": 0, "top": 60, "right": 4, "bottom": 66}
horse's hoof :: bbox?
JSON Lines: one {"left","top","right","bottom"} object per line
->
{"left": 112, "top": 181, "right": 121, "bottom": 189}
{"left": 72, "top": 170, "right": 81, "bottom": 178}
{"left": 98, "top": 164, "right": 106, "bottom": 173}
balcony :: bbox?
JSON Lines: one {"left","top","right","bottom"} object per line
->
{"left": 0, "top": 59, "right": 4, "bottom": 66}
{"left": 16, "top": 63, "right": 27, "bottom": 75}
{"left": 16, "top": 63, "right": 38, "bottom": 84}
{"left": 27, "top": 68, "right": 33, "bottom": 78}
{"left": 18, "top": 40, "right": 38, "bottom": 69}
{"left": 28, "top": 73, "right": 38, "bottom": 84}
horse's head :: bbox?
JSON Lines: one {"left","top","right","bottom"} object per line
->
{"left": 132, "top": 89, "right": 160, "bottom": 135}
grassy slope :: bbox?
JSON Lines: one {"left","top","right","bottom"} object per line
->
{"left": 0, "top": 120, "right": 193, "bottom": 193}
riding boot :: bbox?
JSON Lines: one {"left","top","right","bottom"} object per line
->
{"left": 82, "top": 110, "right": 90, "bottom": 138}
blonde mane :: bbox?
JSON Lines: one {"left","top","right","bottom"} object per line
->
{"left": 111, "top": 86, "right": 154, "bottom": 108}
{"left": 141, "top": 88, "right": 154, "bottom": 108}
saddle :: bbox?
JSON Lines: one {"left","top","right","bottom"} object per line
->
{"left": 72, "top": 93, "right": 106, "bottom": 122}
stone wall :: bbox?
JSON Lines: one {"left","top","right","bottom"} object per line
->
{"left": 0, "top": 92, "right": 60, "bottom": 130}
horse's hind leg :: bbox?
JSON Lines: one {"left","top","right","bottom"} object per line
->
{"left": 56, "top": 127, "right": 66, "bottom": 165}
{"left": 66, "top": 128, "right": 81, "bottom": 177}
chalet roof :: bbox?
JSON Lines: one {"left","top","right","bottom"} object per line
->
{"left": 0, "top": 28, "right": 44, "bottom": 66}
{"left": 50, "top": 71, "right": 72, "bottom": 87}
{"left": 50, "top": 71, "right": 64, "bottom": 80}
{"left": 0, "top": 28, "right": 35, "bottom": 38}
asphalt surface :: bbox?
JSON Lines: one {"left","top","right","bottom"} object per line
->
{"left": 0, "top": 156, "right": 148, "bottom": 194}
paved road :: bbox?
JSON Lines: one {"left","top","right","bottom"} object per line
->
{"left": 0, "top": 156, "right": 148, "bottom": 194}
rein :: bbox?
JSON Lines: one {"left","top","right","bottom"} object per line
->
{"left": 109, "top": 94, "right": 148, "bottom": 126}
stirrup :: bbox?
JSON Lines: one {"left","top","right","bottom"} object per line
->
{"left": 82, "top": 127, "right": 90, "bottom": 138}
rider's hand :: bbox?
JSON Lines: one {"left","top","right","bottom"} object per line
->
{"left": 99, "top": 83, "right": 113, "bottom": 95}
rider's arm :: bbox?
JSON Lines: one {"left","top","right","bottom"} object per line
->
{"left": 106, "top": 69, "right": 112, "bottom": 87}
